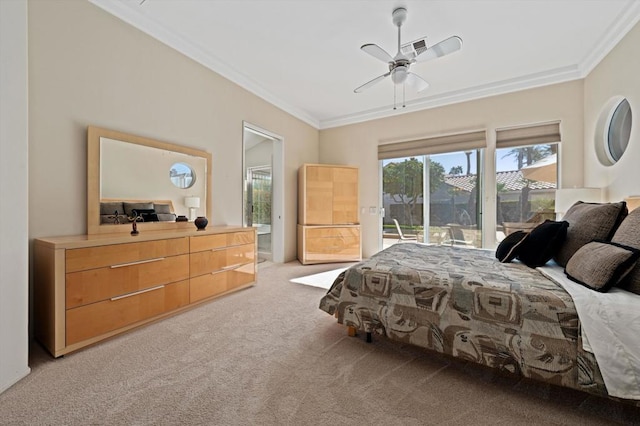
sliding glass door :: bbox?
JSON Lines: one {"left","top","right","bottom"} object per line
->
{"left": 381, "top": 150, "right": 482, "bottom": 249}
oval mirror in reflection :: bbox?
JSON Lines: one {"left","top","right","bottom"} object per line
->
{"left": 170, "top": 162, "right": 196, "bottom": 189}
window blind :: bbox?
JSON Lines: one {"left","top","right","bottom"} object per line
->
{"left": 496, "top": 121, "right": 561, "bottom": 149}
{"left": 377, "top": 130, "right": 486, "bottom": 160}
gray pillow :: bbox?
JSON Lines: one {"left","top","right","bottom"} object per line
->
{"left": 565, "top": 241, "right": 640, "bottom": 292}
{"left": 611, "top": 208, "right": 640, "bottom": 294}
{"left": 157, "top": 213, "right": 177, "bottom": 222}
{"left": 554, "top": 201, "right": 628, "bottom": 267}
{"left": 100, "top": 202, "right": 125, "bottom": 215}
{"left": 123, "top": 202, "right": 154, "bottom": 217}
{"left": 100, "top": 214, "right": 128, "bottom": 224}
{"left": 153, "top": 203, "right": 172, "bottom": 214}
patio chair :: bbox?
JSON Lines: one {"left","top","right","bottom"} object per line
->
{"left": 444, "top": 224, "right": 474, "bottom": 246}
{"left": 392, "top": 219, "right": 418, "bottom": 242}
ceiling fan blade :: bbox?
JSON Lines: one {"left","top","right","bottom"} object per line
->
{"left": 405, "top": 72, "right": 430, "bottom": 92}
{"left": 354, "top": 72, "right": 391, "bottom": 93}
{"left": 414, "top": 36, "right": 463, "bottom": 62}
{"left": 361, "top": 44, "right": 394, "bottom": 63}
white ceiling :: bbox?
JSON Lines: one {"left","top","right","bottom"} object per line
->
{"left": 90, "top": 0, "right": 640, "bottom": 129}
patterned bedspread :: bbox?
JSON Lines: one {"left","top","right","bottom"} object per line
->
{"left": 319, "top": 243, "right": 608, "bottom": 397}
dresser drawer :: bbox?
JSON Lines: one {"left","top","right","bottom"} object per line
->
{"left": 190, "top": 231, "right": 255, "bottom": 253}
{"left": 66, "top": 237, "right": 189, "bottom": 273}
{"left": 66, "top": 279, "right": 189, "bottom": 345}
{"left": 190, "top": 263, "right": 255, "bottom": 303}
{"left": 66, "top": 254, "right": 189, "bottom": 309}
{"left": 189, "top": 243, "right": 255, "bottom": 277}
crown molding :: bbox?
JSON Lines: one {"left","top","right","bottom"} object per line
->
{"left": 578, "top": 0, "right": 640, "bottom": 76}
{"left": 88, "top": 0, "right": 320, "bottom": 129}
{"left": 319, "top": 65, "right": 581, "bottom": 129}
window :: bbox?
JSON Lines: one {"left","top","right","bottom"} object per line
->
{"left": 495, "top": 122, "right": 561, "bottom": 242}
{"left": 495, "top": 143, "right": 558, "bottom": 241}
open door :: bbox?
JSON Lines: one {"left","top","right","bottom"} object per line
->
{"left": 243, "top": 122, "right": 284, "bottom": 263}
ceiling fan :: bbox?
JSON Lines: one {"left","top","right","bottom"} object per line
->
{"left": 354, "top": 7, "right": 462, "bottom": 108}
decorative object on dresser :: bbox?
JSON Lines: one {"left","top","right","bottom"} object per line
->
{"left": 194, "top": 216, "right": 208, "bottom": 230}
{"left": 33, "top": 227, "right": 256, "bottom": 358}
{"left": 297, "top": 163, "right": 361, "bottom": 264}
{"left": 184, "top": 196, "right": 200, "bottom": 221}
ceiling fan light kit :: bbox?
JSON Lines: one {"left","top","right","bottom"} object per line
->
{"left": 355, "top": 7, "right": 462, "bottom": 110}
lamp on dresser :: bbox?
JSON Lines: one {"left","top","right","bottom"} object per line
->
{"left": 184, "top": 196, "right": 200, "bottom": 221}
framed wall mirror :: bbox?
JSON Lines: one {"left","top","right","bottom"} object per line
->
{"left": 87, "top": 126, "right": 212, "bottom": 235}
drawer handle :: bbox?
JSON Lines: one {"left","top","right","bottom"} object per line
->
{"left": 222, "top": 263, "right": 244, "bottom": 271}
{"left": 110, "top": 285, "right": 165, "bottom": 301}
{"left": 110, "top": 257, "right": 166, "bottom": 269}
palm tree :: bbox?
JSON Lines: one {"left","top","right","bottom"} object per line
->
{"left": 465, "top": 151, "right": 472, "bottom": 175}
{"left": 449, "top": 165, "right": 463, "bottom": 175}
{"left": 502, "top": 145, "right": 550, "bottom": 169}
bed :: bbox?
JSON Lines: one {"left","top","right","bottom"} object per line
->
{"left": 99, "top": 199, "right": 178, "bottom": 224}
{"left": 319, "top": 201, "right": 640, "bottom": 404}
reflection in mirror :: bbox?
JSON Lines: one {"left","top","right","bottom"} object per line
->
{"left": 170, "top": 162, "right": 196, "bottom": 189}
{"left": 88, "top": 126, "right": 211, "bottom": 235}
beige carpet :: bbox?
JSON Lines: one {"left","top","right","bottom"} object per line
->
{"left": 1, "top": 261, "right": 639, "bottom": 425}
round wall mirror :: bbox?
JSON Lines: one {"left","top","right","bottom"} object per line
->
{"left": 606, "top": 98, "right": 632, "bottom": 164}
{"left": 595, "top": 97, "right": 633, "bottom": 166}
{"left": 170, "top": 162, "right": 196, "bottom": 189}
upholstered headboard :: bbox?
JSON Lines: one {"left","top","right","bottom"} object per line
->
{"left": 99, "top": 199, "right": 177, "bottom": 224}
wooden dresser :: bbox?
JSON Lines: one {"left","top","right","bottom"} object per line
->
{"left": 297, "top": 164, "right": 361, "bottom": 264}
{"left": 34, "top": 226, "right": 256, "bottom": 357}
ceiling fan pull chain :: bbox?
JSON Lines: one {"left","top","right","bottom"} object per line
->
{"left": 393, "top": 84, "right": 397, "bottom": 110}
{"left": 403, "top": 83, "right": 406, "bottom": 108}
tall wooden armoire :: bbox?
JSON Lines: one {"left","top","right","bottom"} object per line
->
{"left": 297, "top": 164, "right": 361, "bottom": 264}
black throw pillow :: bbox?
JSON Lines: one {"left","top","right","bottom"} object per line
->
{"left": 517, "top": 220, "right": 569, "bottom": 267}
{"left": 496, "top": 231, "right": 528, "bottom": 263}
{"left": 131, "top": 208, "right": 158, "bottom": 222}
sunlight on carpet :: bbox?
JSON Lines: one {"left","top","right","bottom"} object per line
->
{"left": 289, "top": 267, "right": 347, "bottom": 290}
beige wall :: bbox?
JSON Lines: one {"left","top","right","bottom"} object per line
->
{"left": 584, "top": 22, "right": 640, "bottom": 201}
{"left": 28, "top": 0, "right": 319, "bottom": 262}
{"left": 320, "top": 81, "right": 585, "bottom": 257}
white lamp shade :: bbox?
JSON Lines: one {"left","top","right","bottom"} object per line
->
{"left": 555, "top": 188, "right": 602, "bottom": 215}
{"left": 184, "top": 196, "right": 200, "bottom": 208}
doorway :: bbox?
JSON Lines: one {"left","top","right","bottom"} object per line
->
{"left": 242, "top": 122, "right": 284, "bottom": 263}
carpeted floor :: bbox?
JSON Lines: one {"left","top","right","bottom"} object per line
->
{"left": 1, "top": 261, "right": 639, "bottom": 425}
